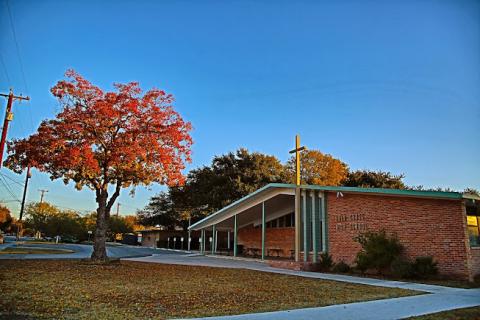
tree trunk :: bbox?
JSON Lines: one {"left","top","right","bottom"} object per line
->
{"left": 91, "top": 191, "right": 109, "bottom": 261}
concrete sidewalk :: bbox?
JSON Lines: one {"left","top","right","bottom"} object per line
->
{"left": 179, "top": 290, "right": 480, "bottom": 320}
{"left": 125, "top": 252, "right": 480, "bottom": 320}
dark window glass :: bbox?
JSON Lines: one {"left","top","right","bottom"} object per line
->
{"left": 279, "top": 216, "right": 285, "bottom": 228}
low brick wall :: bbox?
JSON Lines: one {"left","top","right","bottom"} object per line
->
{"left": 470, "top": 247, "right": 480, "bottom": 279}
{"left": 268, "top": 260, "right": 320, "bottom": 271}
{"left": 238, "top": 227, "right": 294, "bottom": 258}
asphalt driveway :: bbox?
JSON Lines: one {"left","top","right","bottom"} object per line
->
{"left": 0, "top": 240, "right": 162, "bottom": 259}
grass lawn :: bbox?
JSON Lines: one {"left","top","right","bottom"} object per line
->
{"left": 0, "top": 247, "right": 74, "bottom": 255}
{"left": 407, "top": 306, "right": 480, "bottom": 319}
{"left": 1, "top": 260, "right": 419, "bottom": 319}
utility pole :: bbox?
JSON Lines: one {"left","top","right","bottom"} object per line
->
{"left": 38, "top": 189, "right": 48, "bottom": 203}
{"left": 17, "top": 165, "right": 31, "bottom": 240}
{"left": 0, "top": 89, "right": 30, "bottom": 168}
{"left": 19, "top": 166, "right": 31, "bottom": 220}
{"left": 116, "top": 202, "right": 120, "bottom": 217}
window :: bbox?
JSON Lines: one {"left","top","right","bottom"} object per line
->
{"left": 286, "top": 212, "right": 295, "bottom": 227}
{"left": 285, "top": 213, "right": 292, "bottom": 227}
{"left": 467, "top": 199, "right": 480, "bottom": 247}
{"left": 266, "top": 212, "right": 295, "bottom": 228}
{"left": 467, "top": 215, "right": 480, "bottom": 247}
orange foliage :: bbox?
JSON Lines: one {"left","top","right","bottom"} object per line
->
{"left": 6, "top": 69, "right": 193, "bottom": 190}
{"left": 287, "top": 150, "right": 348, "bottom": 186}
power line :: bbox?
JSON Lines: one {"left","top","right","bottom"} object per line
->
{"left": 0, "top": 175, "right": 20, "bottom": 202}
{"left": 0, "top": 179, "right": 22, "bottom": 190}
{"left": 0, "top": 172, "right": 24, "bottom": 188}
{"left": 0, "top": 180, "right": 17, "bottom": 200}
{"left": 5, "top": 0, "right": 29, "bottom": 94}
{"left": 0, "top": 199, "right": 20, "bottom": 203}
{"left": 0, "top": 54, "right": 11, "bottom": 84}
{"left": 0, "top": 175, "right": 16, "bottom": 196}
{"left": 5, "top": 0, "right": 35, "bottom": 131}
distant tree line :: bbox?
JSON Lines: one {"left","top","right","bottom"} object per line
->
{"left": 138, "top": 148, "right": 479, "bottom": 230}
{"left": 0, "top": 202, "right": 141, "bottom": 242}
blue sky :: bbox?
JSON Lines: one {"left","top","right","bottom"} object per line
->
{"left": 0, "top": 0, "right": 479, "bottom": 217}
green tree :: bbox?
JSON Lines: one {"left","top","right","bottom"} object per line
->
{"left": 137, "top": 192, "right": 180, "bottom": 230}
{"left": 464, "top": 188, "right": 480, "bottom": 196}
{"left": 189, "top": 148, "right": 285, "bottom": 214}
{"left": 24, "top": 202, "right": 60, "bottom": 236}
{"left": 286, "top": 149, "right": 348, "bottom": 186}
{"left": 109, "top": 215, "right": 134, "bottom": 235}
{"left": 24, "top": 202, "right": 87, "bottom": 241}
{"left": 343, "top": 170, "right": 406, "bottom": 189}
{"left": 139, "top": 148, "right": 285, "bottom": 227}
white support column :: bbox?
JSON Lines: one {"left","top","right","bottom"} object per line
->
{"left": 320, "top": 193, "right": 327, "bottom": 252}
{"left": 261, "top": 201, "right": 266, "bottom": 260}
{"left": 302, "top": 190, "right": 309, "bottom": 262}
{"left": 294, "top": 187, "right": 301, "bottom": 262}
{"left": 311, "top": 190, "right": 318, "bottom": 263}
{"left": 212, "top": 225, "right": 216, "bottom": 254}
{"left": 227, "top": 230, "right": 231, "bottom": 251}
{"left": 234, "top": 215, "right": 238, "bottom": 257}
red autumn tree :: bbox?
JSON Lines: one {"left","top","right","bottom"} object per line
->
{"left": 5, "top": 70, "right": 192, "bottom": 260}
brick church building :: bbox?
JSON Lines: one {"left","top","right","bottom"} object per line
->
{"left": 189, "top": 183, "right": 480, "bottom": 281}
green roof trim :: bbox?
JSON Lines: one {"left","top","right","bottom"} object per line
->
{"left": 301, "top": 184, "right": 463, "bottom": 199}
{"left": 255, "top": 183, "right": 464, "bottom": 199}
{"left": 188, "top": 183, "right": 466, "bottom": 230}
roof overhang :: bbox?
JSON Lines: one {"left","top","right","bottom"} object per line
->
{"left": 189, "top": 183, "right": 296, "bottom": 230}
{"left": 189, "top": 183, "right": 467, "bottom": 231}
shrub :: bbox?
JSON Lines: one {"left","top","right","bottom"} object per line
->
{"left": 318, "top": 252, "right": 333, "bottom": 271}
{"left": 354, "top": 230, "right": 403, "bottom": 274}
{"left": 412, "top": 256, "right": 438, "bottom": 279}
{"left": 333, "top": 261, "right": 351, "bottom": 273}
{"left": 355, "top": 251, "right": 369, "bottom": 273}
{"left": 473, "top": 274, "right": 480, "bottom": 285}
{"left": 391, "top": 257, "right": 414, "bottom": 278}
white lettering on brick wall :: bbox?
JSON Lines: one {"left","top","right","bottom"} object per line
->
{"left": 335, "top": 213, "right": 368, "bottom": 232}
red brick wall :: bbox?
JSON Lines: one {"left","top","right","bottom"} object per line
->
{"left": 327, "top": 192, "right": 470, "bottom": 279}
{"left": 469, "top": 248, "right": 480, "bottom": 279}
{"left": 238, "top": 226, "right": 294, "bottom": 258}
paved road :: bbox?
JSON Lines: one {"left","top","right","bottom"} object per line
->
{"left": 126, "top": 253, "right": 480, "bottom": 320}
{"left": 0, "top": 240, "right": 161, "bottom": 259}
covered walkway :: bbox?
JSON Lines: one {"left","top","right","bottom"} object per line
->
{"left": 188, "top": 183, "right": 328, "bottom": 262}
